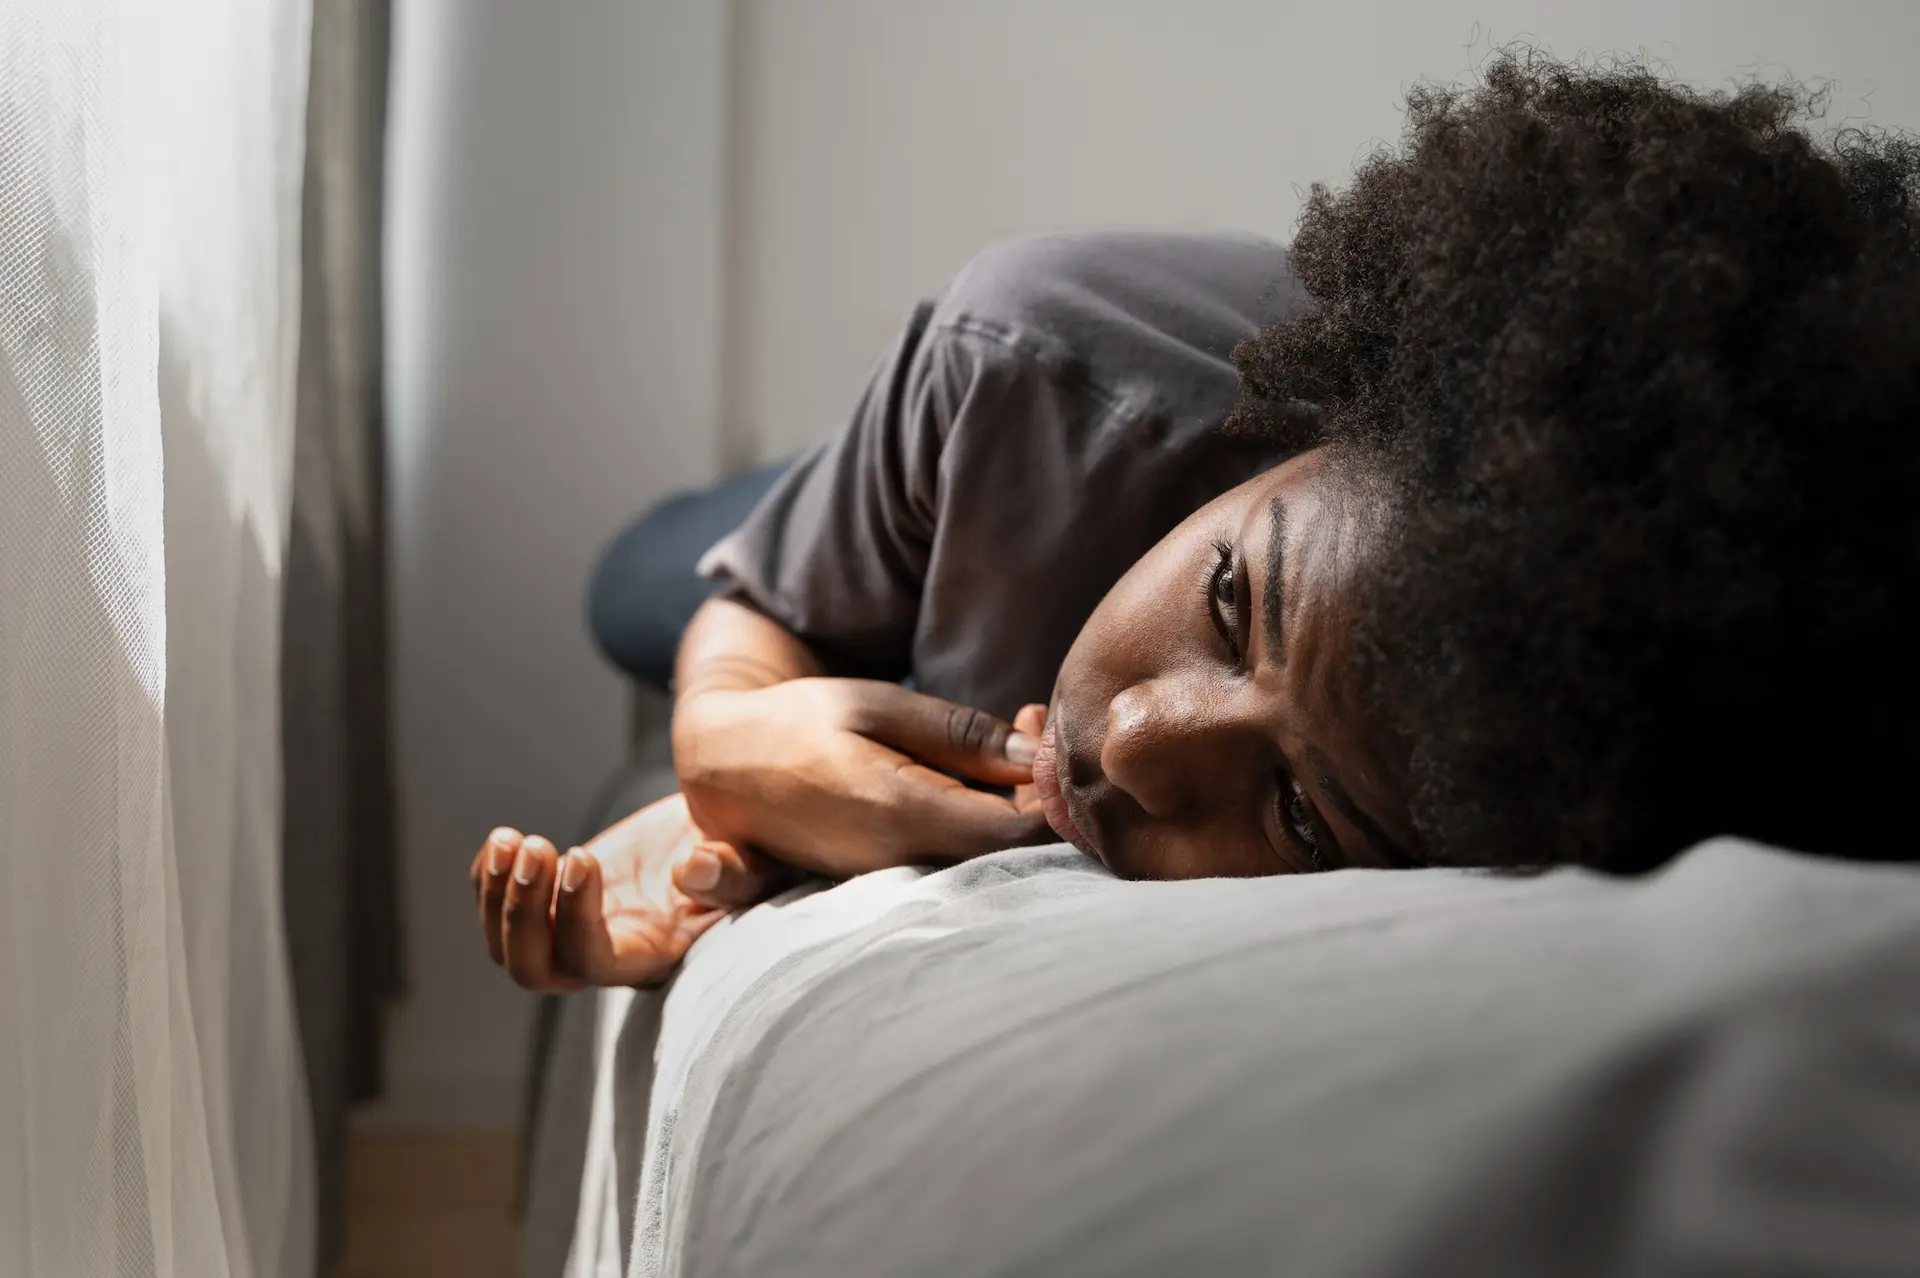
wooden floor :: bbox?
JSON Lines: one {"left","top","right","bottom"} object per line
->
{"left": 333, "top": 1129, "right": 522, "bottom": 1278}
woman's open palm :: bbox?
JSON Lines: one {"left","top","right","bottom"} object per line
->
{"left": 470, "top": 792, "right": 788, "bottom": 990}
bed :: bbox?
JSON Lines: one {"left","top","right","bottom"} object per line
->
{"left": 534, "top": 836, "right": 1920, "bottom": 1278}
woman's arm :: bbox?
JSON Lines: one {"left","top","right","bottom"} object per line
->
{"left": 672, "top": 593, "right": 828, "bottom": 699}
{"left": 471, "top": 600, "right": 1050, "bottom": 994}
{"left": 669, "top": 595, "right": 1050, "bottom": 880}
{"left": 474, "top": 251, "right": 1056, "bottom": 987}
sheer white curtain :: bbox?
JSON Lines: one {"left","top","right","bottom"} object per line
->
{"left": 1, "top": 1, "right": 317, "bottom": 1275}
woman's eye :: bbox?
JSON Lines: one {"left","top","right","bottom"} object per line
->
{"left": 1205, "top": 540, "right": 1240, "bottom": 655}
{"left": 1285, "top": 778, "right": 1325, "bottom": 869}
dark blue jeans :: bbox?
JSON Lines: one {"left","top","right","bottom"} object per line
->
{"left": 586, "top": 460, "right": 790, "bottom": 690}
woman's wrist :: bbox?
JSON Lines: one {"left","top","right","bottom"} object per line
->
{"left": 670, "top": 595, "right": 831, "bottom": 801}
{"left": 672, "top": 654, "right": 795, "bottom": 706}
{"left": 669, "top": 679, "right": 744, "bottom": 763}
{"left": 672, "top": 597, "right": 823, "bottom": 703}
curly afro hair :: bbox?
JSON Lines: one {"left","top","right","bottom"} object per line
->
{"left": 1227, "top": 50, "right": 1920, "bottom": 872}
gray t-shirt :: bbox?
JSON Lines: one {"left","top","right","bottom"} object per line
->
{"left": 699, "top": 232, "right": 1302, "bottom": 718}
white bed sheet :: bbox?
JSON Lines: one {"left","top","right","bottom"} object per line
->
{"left": 564, "top": 840, "right": 1920, "bottom": 1278}
{"left": 564, "top": 857, "right": 1001, "bottom": 1278}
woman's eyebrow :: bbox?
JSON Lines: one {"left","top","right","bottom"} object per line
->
{"left": 1261, "top": 497, "right": 1287, "bottom": 661}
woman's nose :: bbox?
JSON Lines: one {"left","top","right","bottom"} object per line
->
{"left": 1100, "top": 677, "right": 1250, "bottom": 818}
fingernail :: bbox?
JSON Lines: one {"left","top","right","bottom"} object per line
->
{"left": 488, "top": 838, "right": 512, "bottom": 877}
{"left": 680, "top": 849, "right": 721, "bottom": 892}
{"left": 560, "top": 850, "right": 588, "bottom": 892}
{"left": 1004, "top": 732, "right": 1038, "bottom": 766}
{"left": 512, "top": 846, "right": 538, "bottom": 886}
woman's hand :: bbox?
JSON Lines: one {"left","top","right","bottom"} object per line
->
{"left": 673, "top": 679, "right": 1052, "bottom": 878}
{"left": 469, "top": 792, "right": 791, "bottom": 991}
{"left": 473, "top": 685, "right": 1052, "bottom": 990}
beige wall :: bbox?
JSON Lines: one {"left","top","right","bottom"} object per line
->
{"left": 732, "top": 0, "right": 1920, "bottom": 462}
{"left": 380, "top": 0, "right": 1918, "bottom": 1124}
{"left": 381, "top": 0, "right": 729, "bottom": 1124}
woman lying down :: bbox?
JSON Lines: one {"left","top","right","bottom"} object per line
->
{"left": 473, "top": 53, "right": 1920, "bottom": 992}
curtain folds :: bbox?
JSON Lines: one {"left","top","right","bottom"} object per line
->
{"left": 2, "top": 1, "right": 318, "bottom": 1274}
{"left": 282, "top": 0, "right": 398, "bottom": 1267}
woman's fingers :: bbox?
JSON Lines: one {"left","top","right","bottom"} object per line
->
{"left": 476, "top": 827, "right": 522, "bottom": 967}
{"left": 876, "top": 703, "right": 1054, "bottom": 861}
{"left": 672, "top": 839, "right": 799, "bottom": 909}
{"left": 737, "top": 732, "right": 1050, "bottom": 874}
{"left": 551, "top": 849, "right": 614, "bottom": 983}
{"left": 897, "top": 773, "right": 1054, "bottom": 861}
{"left": 553, "top": 848, "right": 721, "bottom": 988}
{"left": 502, "top": 836, "right": 574, "bottom": 990}
{"left": 843, "top": 682, "right": 1040, "bottom": 787}
{"left": 1010, "top": 704, "right": 1047, "bottom": 812}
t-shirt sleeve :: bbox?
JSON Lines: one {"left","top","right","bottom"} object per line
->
{"left": 696, "top": 299, "right": 957, "bottom": 681}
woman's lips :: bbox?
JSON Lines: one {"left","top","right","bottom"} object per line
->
{"left": 1032, "top": 718, "right": 1097, "bottom": 861}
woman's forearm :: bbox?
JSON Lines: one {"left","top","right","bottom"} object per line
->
{"left": 668, "top": 593, "right": 1045, "bottom": 867}
{"left": 673, "top": 594, "right": 825, "bottom": 704}
{"left": 670, "top": 595, "right": 825, "bottom": 819}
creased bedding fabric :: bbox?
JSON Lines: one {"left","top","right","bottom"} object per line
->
{"left": 569, "top": 841, "right": 1920, "bottom": 1278}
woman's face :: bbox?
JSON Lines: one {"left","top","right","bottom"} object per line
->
{"left": 1033, "top": 447, "right": 1422, "bottom": 878}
